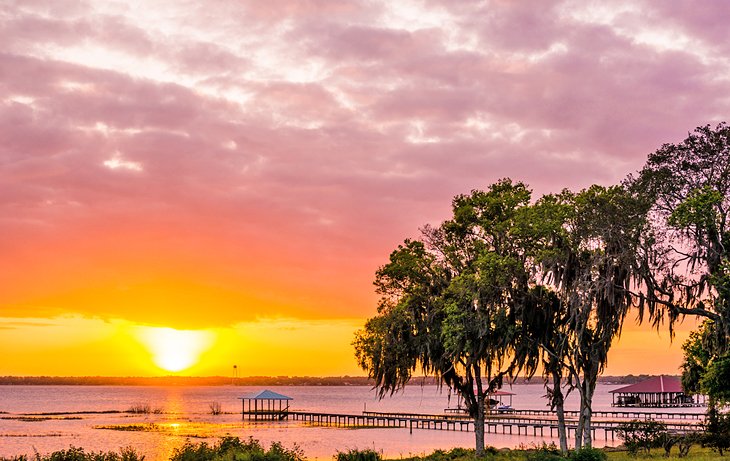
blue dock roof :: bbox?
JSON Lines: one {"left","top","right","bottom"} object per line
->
{"left": 239, "top": 389, "right": 293, "bottom": 400}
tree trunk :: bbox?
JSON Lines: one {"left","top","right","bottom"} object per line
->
{"left": 475, "top": 392, "right": 486, "bottom": 455}
{"left": 551, "top": 370, "right": 569, "bottom": 454}
{"left": 582, "top": 369, "right": 597, "bottom": 448}
{"left": 575, "top": 401, "right": 584, "bottom": 449}
{"left": 575, "top": 377, "right": 586, "bottom": 449}
{"left": 582, "top": 388, "right": 593, "bottom": 448}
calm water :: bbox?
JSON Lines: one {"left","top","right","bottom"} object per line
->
{"left": 0, "top": 384, "right": 703, "bottom": 460}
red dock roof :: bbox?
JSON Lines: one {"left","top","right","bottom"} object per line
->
{"left": 609, "top": 375, "right": 683, "bottom": 394}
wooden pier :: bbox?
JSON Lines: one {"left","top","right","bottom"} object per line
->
{"left": 283, "top": 410, "right": 703, "bottom": 440}
{"left": 434, "top": 408, "right": 702, "bottom": 421}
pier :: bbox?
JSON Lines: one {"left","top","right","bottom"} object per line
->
{"left": 445, "top": 408, "right": 703, "bottom": 420}
{"left": 282, "top": 409, "right": 703, "bottom": 440}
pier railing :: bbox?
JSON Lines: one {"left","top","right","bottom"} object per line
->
{"left": 443, "top": 408, "right": 704, "bottom": 420}
{"left": 284, "top": 410, "right": 703, "bottom": 440}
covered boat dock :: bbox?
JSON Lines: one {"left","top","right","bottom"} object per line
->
{"left": 610, "top": 376, "right": 704, "bottom": 407}
{"left": 239, "top": 389, "right": 292, "bottom": 420}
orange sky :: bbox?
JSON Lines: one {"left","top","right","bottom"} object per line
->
{"left": 0, "top": 310, "right": 698, "bottom": 377}
{"left": 2, "top": 0, "right": 727, "bottom": 378}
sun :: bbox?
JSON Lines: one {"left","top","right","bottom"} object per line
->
{"left": 135, "top": 327, "right": 214, "bottom": 372}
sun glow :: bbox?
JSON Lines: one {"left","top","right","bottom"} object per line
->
{"left": 135, "top": 327, "right": 214, "bottom": 372}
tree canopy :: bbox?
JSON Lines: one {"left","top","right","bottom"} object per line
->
{"left": 355, "top": 122, "right": 730, "bottom": 452}
{"left": 633, "top": 123, "right": 730, "bottom": 340}
{"left": 354, "top": 179, "right": 540, "bottom": 454}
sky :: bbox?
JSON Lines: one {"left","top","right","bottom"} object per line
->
{"left": 1, "top": 0, "right": 728, "bottom": 377}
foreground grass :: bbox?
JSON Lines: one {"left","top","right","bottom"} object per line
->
{"left": 603, "top": 446, "right": 726, "bottom": 461}
{"left": 393, "top": 445, "right": 729, "bottom": 461}
{"left": 2, "top": 438, "right": 729, "bottom": 461}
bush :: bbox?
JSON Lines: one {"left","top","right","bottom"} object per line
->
{"left": 676, "top": 432, "right": 699, "bottom": 458}
{"left": 616, "top": 419, "right": 668, "bottom": 455}
{"left": 702, "top": 407, "right": 730, "bottom": 455}
{"left": 525, "top": 443, "right": 565, "bottom": 461}
{"left": 569, "top": 447, "right": 605, "bottom": 461}
{"left": 335, "top": 448, "right": 382, "bottom": 461}
{"left": 170, "top": 436, "right": 304, "bottom": 461}
{"left": 1, "top": 447, "right": 146, "bottom": 461}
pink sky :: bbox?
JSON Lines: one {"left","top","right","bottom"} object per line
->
{"left": 1, "top": 0, "right": 728, "bottom": 376}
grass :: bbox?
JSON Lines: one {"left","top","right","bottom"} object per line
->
{"left": 3, "top": 438, "right": 730, "bottom": 461}
{"left": 23, "top": 411, "right": 123, "bottom": 416}
{"left": 1, "top": 416, "right": 82, "bottom": 422}
{"left": 94, "top": 423, "right": 160, "bottom": 432}
{"left": 93, "top": 422, "right": 244, "bottom": 439}
{"left": 604, "top": 446, "right": 726, "bottom": 461}
{"left": 0, "top": 432, "right": 63, "bottom": 438}
{"left": 391, "top": 445, "right": 730, "bottom": 461}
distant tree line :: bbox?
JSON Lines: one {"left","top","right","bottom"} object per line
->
{"left": 354, "top": 123, "right": 730, "bottom": 455}
{"left": 0, "top": 375, "right": 376, "bottom": 386}
{"left": 0, "top": 374, "right": 667, "bottom": 386}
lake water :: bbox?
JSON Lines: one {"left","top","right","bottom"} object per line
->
{"left": 0, "top": 384, "right": 704, "bottom": 460}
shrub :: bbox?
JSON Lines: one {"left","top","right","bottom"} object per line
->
{"left": 4, "top": 447, "right": 146, "bottom": 461}
{"left": 525, "top": 443, "right": 565, "bottom": 461}
{"left": 616, "top": 419, "right": 668, "bottom": 455}
{"left": 208, "top": 402, "right": 222, "bottom": 416}
{"left": 335, "top": 448, "right": 381, "bottom": 461}
{"left": 676, "top": 432, "right": 699, "bottom": 458}
{"left": 702, "top": 407, "right": 730, "bottom": 455}
{"left": 569, "top": 447, "right": 606, "bottom": 461}
{"left": 170, "top": 436, "right": 303, "bottom": 461}
{"left": 408, "top": 447, "right": 482, "bottom": 461}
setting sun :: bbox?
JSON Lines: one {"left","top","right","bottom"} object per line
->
{"left": 135, "top": 327, "right": 214, "bottom": 372}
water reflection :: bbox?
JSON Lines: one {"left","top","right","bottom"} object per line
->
{"left": 0, "top": 384, "right": 704, "bottom": 461}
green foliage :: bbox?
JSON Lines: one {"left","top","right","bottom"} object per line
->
{"left": 0, "top": 447, "right": 146, "bottom": 461}
{"left": 658, "top": 432, "right": 700, "bottom": 458}
{"left": 335, "top": 448, "right": 382, "bottom": 461}
{"left": 700, "top": 354, "right": 730, "bottom": 405}
{"left": 525, "top": 444, "right": 565, "bottom": 461}
{"left": 355, "top": 178, "right": 647, "bottom": 452}
{"left": 682, "top": 321, "right": 716, "bottom": 395}
{"left": 532, "top": 185, "right": 645, "bottom": 449}
{"left": 616, "top": 419, "right": 668, "bottom": 455}
{"left": 353, "top": 179, "right": 543, "bottom": 454}
{"left": 668, "top": 186, "right": 724, "bottom": 231}
{"left": 170, "top": 436, "right": 304, "bottom": 461}
{"left": 702, "top": 408, "right": 730, "bottom": 455}
{"left": 3, "top": 440, "right": 295, "bottom": 461}
{"left": 569, "top": 448, "right": 606, "bottom": 461}
{"left": 635, "top": 122, "right": 730, "bottom": 342}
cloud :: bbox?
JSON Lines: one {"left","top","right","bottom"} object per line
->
{"left": 1, "top": 0, "right": 729, "bottom": 329}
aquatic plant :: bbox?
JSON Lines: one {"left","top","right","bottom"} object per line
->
{"left": 126, "top": 404, "right": 151, "bottom": 414}
{"left": 208, "top": 402, "right": 221, "bottom": 416}
{"left": 94, "top": 423, "right": 159, "bottom": 432}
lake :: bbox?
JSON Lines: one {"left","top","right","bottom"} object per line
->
{"left": 0, "top": 384, "right": 704, "bottom": 460}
